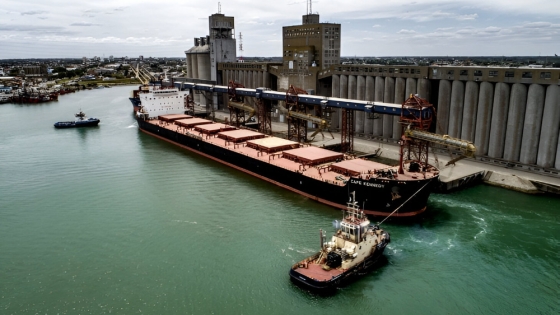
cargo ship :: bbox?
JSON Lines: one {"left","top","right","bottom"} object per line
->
{"left": 135, "top": 88, "right": 440, "bottom": 218}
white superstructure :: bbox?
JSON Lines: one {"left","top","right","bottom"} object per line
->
{"left": 0, "top": 94, "right": 12, "bottom": 102}
{"left": 137, "top": 86, "right": 189, "bottom": 119}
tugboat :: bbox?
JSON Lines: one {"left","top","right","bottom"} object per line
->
{"left": 54, "top": 110, "right": 100, "bottom": 128}
{"left": 289, "top": 192, "right": 390, "bottom": 292}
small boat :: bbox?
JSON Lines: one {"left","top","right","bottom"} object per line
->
{"left": 0, "top": 94, "right": 12, "bottom": 104}
{"left": 289, "top": 192, "right": 390, "bottom": 292}
{"left": 54, "top": 110, "right": 100, "bottom": 128}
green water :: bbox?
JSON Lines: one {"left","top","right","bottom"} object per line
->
{"left": 1, "top": 86, "right": 558, "bottom": 314}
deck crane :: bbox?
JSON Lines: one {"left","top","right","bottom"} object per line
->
{"left": 285, "top": 85, "right": 332, "bottom": 143}
{"left": 227, "top": 80, "right": 256, "bottom": 127}
{"left": 398, "top": 94, "right": 476, "bottom": 175}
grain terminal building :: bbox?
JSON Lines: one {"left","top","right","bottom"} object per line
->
{"left": 183, "top": 11, "right": 560, "bottom": 174}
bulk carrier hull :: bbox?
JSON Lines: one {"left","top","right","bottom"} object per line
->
{"left": 137, "top": 118, "right": 437, "bottom": 217}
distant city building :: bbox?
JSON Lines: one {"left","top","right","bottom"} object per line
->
{"left": 94, "top": 68, "right": 116, "bottom": 75}
{"left": 82, "top": 57, "right": 88, "bottom": 64}
{"left": 23, "top": 65, "right": 47, "bottom": 78}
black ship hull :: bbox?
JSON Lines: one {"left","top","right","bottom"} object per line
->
{"left": 129, "top": 97, "right": 141, "bottom": 112}
{"left": 137, "top": 119, "right": 437, "bottom": 217}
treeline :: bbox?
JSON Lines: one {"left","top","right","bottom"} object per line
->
{"left": 52, "top": 67, "right": 87, "bottom": 78}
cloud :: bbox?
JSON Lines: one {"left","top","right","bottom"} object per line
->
{"left": 456, "top": 13, "right": 478, "bottom": 21}
{"left": 3, "top": 0, "right": 560, "bottom": 58}
{"left": 21, "top": 10, "right": 47, "bottom": 16}
{"left": 398, "top": 29, "right": 416, "bottom": 34}
{"left": 522, "top": 22, "right": 551, "bottom": 28}
{"left": 401, "top": 10, "right": 478, "bottom": 22}
{"left": 484, "top": 26, "right": 501, "bottom": 33}
{"left": 34, "top": 35, "right": 185, "bottom": 46}
{"left": 70, "top": 22, "right": 100, "bottom": 27}
{"left": 0, "top": 24, "right": 60, "bottom": 32}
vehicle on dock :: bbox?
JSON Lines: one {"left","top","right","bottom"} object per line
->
{"left": 54, "top": 110, "right": 100, "bottom": 128}
{"left": 289, "top": 192, "right": 390, "bottom": 292}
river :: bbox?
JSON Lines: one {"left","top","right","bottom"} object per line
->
{"left": 0, "top": 86, "right": 558, "bottom": 314}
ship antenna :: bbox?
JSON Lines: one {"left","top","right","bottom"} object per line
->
{"left": 238, "top": 32, "right": 243, "bottom": 61}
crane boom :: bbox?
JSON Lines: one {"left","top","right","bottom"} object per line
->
{"left": 404, "top": 129, "right": 476, "bottom": 157}
{"left": 131, "top": 64, "right": 156, "bottom": 85}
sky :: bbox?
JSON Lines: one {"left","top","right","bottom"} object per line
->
{"left": 1, "top": 0, "right": 559, "bottom": 59}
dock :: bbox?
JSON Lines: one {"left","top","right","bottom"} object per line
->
{"left": 209, "top": 109, "right": 560, "bottom": 195}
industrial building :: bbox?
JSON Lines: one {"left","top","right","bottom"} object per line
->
{"left": 180, "top": 9, "right": 560, "bottom": 174}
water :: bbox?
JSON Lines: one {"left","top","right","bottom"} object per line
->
{"left": 1, "top": 86, "right": 558, "bottom": 314}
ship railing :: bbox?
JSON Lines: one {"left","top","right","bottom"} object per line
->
{"left": 268, "top": 152, "right": 283, "bottom": 161}
{"left": 233, "top": 143, "right": 246, "bottom": 149}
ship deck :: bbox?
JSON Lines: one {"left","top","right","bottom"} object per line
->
{"left": 145, "top": 118, "right": 437, "bottom": 184}
{"left": 293, "top": 263, "right": 344, "bottom": 281}
{"left": 159, "top": 114, "right": 193, "bottom": 122}
{"left": 194, "top": 123, "right": 236, "bottom": 134}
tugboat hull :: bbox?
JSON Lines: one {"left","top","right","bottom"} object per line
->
{"left": 54, "top": 119, "right": 100, "bottom": 128}
{"left": 289, "top": 243, "right": 387, "bottom": 292}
